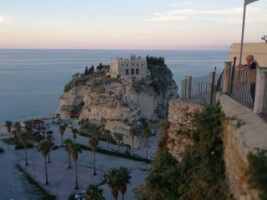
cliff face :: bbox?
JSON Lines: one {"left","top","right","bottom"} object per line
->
{"left": 167, "top": 100, "right": 201, "bottom": 161}
{"left": 56, "top": 64, "right": 178, "bottom": 145}
{"left": 166, "top": 97, "right": 266, "bottom": 200}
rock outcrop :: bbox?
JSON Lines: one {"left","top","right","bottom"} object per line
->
{"left": 166, "top": 100, "right": 201, "bottom": 161}
{"left": 56, "top": 62, "right": 178, "bottom": 146}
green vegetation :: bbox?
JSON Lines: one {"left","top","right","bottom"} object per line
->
{"left": 0, "top": 146, "right": 4, "bottom": 153}
{"left": 146, "top": 56, "right": 165, "bottom": 65}
{"left": 247, "top": 149, "right": 267, "bottom": 200}
{"left": 105, "top": 166, "right": 131, "bottom": 200}
{"left": 235, "top": 119, "right": 246, "bottom": 129}
{"left": 64, "top": 70, "right": 106, "bottom": 92}
{"left": 1, "top": 137, "right": 17, "bottom": 145}
{"left": 78, "top": 144, "right": 150, "bottom": 163}
{"left": 16, "top": 164, "right": 56, "bottom": 200}
{"left": 15, "top": 143, "right": 34, "bottom": 150}
{"left": 85, "top": 184, "right": 105, "bottom": 200}
{"left": 139, "top": 103, "right": 233, "bottom": 200}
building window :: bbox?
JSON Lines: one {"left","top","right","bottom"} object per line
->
{"left": 137, "top": 64, "right": 139, "bottom": 67}
{"left": 132, "top": 63, "right": 134, "bottom": 67}
{"left": 126, "top": 69, "right": 129, "bottom": 75}
{"left": 127, "top": 64, "right": 128, "bottom": 67}
{"left": 136, "top": 68, "right": 139, "bottom": 74}
{"left": 131, "top": 69, "right": 134, "bottom": 75}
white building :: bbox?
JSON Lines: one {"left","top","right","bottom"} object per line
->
{"left": 109, "top": 55, "right": 150, "bottom": 80}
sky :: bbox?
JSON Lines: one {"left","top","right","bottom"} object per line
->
{"left": 0, "top": 0, "right": 266, "bottom": 50}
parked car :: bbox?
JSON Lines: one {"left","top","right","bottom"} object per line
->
{"left": 74, "top": 190, "right": 85, "bottom": 200}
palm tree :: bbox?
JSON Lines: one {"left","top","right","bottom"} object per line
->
{"left": 5, "top": 121, "right": 12, "bottom": 138}
{"left": 13, "top": 122, "right": 21, "bottom": 144}
{"left": 85, "top": 184, "right": 105, "bottom": 200}
{"left": 46, "top": 135, "right": 54, "bottom": 163}
{"left": 103, "top": 129, "right": 112, "bottom": 150}
{"left": 18, "top": 130, "right": 31, "bottom": 166}
{"left": 38, "top": 139, "right": 51, "bottom": 185}
{"left": 63, "top": 139, "right": 73, "bottom": 168}
{"left": 118, "top": 166, "right": 131, "bottom": 200}
{"left": 106, "top": 169, "right": 120, "bottom": 200}
{"left": 129, "top": 127, "right": 138, "bottom": 155}
{"left": 69, "top": 143, "right": 82, "bottom": 189}
{"left": 114, "top": 132, "right": 123, "bottom": 152}
{"left": 59, "top": 125, "right": 66, "bottom": 146}
{"left": 71, "top": 128, "right": 78, "bottom": 142}
{"left": 89, "top": 136, "right": 99, "bottom": 175}
{"left": 142, "top": 127, "right": 152, "bottom": 159}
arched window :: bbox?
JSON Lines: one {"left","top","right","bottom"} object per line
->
{"left": 131, "top": 68, "right": 134, "bottom": 75}
{"left": 126, "top": 69, "right": 129, "bottom": 75}
{"left": 136, "top": 68, "right": 139, "bottom": 74}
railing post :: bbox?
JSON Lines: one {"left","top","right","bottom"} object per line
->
{"left": 209, "top": 71, "right": 215, "bottom": 105}
{"left": 254, "top": 67, "right": 267, "bottom": 114}
{"left": 184, "top": 76, "right": 192, "bottom": 100}
{"left": 222, "top": 61, "right": 232, "bottom": 94}
{"left": 229, "top": 57, "right": 237, "bottom": 95}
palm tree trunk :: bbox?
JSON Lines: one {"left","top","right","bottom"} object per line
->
{"left": 45, "top": 156, "right": 49, "bottom": 185}
{"left": 25, "top": 146, "right": 28, "bottom": 166}
{"left": 75, "top": 161, "right": 78, "bottom": 189}
{"left": 48, "top": 152, "right": 51, "bottom": 163}
{"left": 146, "top": 137, "right": 148, "bottom": 159}
{"left": 93, "top": 151, "right": 96, "bottom": 175}
{"left": 61, "top": 135, "right": 63, "bottom": 146}
{"left": 118, "top": 141, "right": 121, "bottom": 152}
{"left": 68, "top": 153, "right": 71, "bottom": 168}
{"left": 122, "top": 193, "right": 125, "bottom": 200}
{"left": 106, "top": 138, "right": 109, "bottom": 149}
{"left": 132, "top": 135, "right": 134, "bottom": 155}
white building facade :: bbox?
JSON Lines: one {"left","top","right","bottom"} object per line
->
{"left": 109, "top": 55, "right": 150, "bottom": 80}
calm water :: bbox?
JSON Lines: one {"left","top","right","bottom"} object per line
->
{"left": 0, "top": 49, "right": 228, "bottom": 125}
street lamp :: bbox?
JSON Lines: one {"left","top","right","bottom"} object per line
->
{"left": 239, "top": 0, "right": 259, "bottom": 64}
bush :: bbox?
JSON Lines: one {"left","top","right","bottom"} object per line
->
{"left": 78, "top": 144, "right": 150, "bottom": 163}
{"left": 247, "top": 149, "right": 267, "bottom": 200}
{"left": 64, "top": 83, "right": 72, "bottom": 92}
{"left": 142, "top": 103, "right": 233, "bottom": 200}
{"left": 15, "top": 143, "right": 34, "bottom": 150}
{"left": 1, "top": 137, "right": 17, "bottom": 145}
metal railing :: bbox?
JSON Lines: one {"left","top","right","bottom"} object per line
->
{"left": 229, "top": 69, "right": 256, "bottom": 109}
{"left": 181, "top": 70, "right": 219, "bottom": 105}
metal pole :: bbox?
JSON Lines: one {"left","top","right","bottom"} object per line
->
{"left": 238, "top": 3, "right": 247, "bottom": 97}
{"left": 239, "top": 4, "right": 247, "bottom": 64}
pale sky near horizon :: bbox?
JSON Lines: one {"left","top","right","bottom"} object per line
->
{"left": 0, "top": 0, "right": 266, "bottom": 50}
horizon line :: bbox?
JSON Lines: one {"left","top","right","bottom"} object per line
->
{"left": 0, "top": 47, "right": 230, "bottom": 51}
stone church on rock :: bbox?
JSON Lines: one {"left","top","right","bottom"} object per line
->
{"left": 108, "top": 54, "right": 150, "bottom": 80}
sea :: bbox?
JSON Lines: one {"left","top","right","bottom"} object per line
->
{"left": 0, "top": 49, "right": 229, "bottom": 125}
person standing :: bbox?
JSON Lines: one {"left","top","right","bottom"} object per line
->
{"left": 238, "top": 55, "right": 258, "bottom": 103}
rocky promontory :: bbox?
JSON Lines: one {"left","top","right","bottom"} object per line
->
{"left": 55, "top": 56, "right": 178, "bottom": 146}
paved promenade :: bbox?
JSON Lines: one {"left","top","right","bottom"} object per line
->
{"left": 0, "top": 121, "right": 161, "bottom": 200}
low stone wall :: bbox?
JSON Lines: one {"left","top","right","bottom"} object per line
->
{"left": 220, "top": 95, "right": 267, "bottom": 200}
